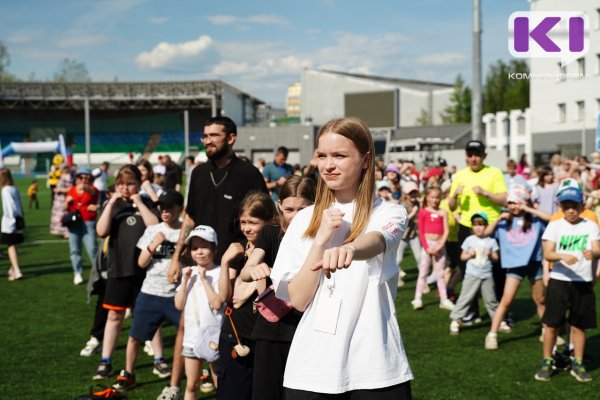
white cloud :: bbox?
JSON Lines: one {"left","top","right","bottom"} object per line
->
{"left": 136, "top": 35, "right": 214, "bottom": 69}
{"left": 416, "top": 52, "right": 467, "bottom": 66}
{"left": 149, "top": 16, "right": 169, "bottom": 24}
{"left": 206, "top": 14, "right": 289, "bottom": 26}
{"left": 57, "top": 34, "right": 108, "bottom": 48}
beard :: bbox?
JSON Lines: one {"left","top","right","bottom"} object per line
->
{"left": 206, "top": 142, "right": 229, "bottom": 161}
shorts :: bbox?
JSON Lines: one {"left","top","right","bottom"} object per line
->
{"left": 505, "top": 261, "right": 542, "bottom": 282}
{"left": 1, "top": 233, "right": 23, "bottom": 245}
{"left": 129, "top": 292, "right": 181, "bottom": 341}
{"left": 103, "top": 276, "right": 144, "bottom": 311}
{"left": 541, "top": 279, "right": 597, "bottom": 329}
{"left": 182, "top": 346, "right": 197, "bottom": 359}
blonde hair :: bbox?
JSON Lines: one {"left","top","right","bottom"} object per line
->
{"left": 304, "top": 117, "right": 375, "bottom": 244}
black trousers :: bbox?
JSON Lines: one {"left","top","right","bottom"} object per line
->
{"left": 252, "top": 339, "right": 291, "bottom": 400}
{"left": 217, "top": 332, "right": 255, "bottom": 400}
{"left": 285, "top": 381, "right": 412, "bottom": 400}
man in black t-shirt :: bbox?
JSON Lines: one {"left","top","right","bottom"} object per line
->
{"left": 162, "top": 155, "right": 183, "bottom": 192}
{"left": 160, "top": 116, "right": 267, "bottom": 399}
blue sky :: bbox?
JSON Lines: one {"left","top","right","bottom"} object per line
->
{"left": 0, "top": 0, "right": 528, "bottom": 107}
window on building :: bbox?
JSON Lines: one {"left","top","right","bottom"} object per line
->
{"left": 596, "top": 8, "right": 600, "bottom": 30}
{"left": 597, "top": 98, "right": 600, "bottom": 116}
{"left": 576, "top": 101, "right": 585, "bottom": 121}
{"left": 517, "top": 116, "right": 525, "bottom": 135}
{"left": 577, "top": 58, "right": 586, "bottom": 76}
{"left": 557, "top": 103, "right": 566, "bottom": 123}
{"left": 597, "top": 54, "right": 600, "bottom": 75}
{"left": 503, "top": 118, "right": 510, "bottom": 138}
{"left": 490, "top": 120, "right": 497, "bottom": 137}
{"left": 517, "top": 145, "right": 525, "bottom": 157}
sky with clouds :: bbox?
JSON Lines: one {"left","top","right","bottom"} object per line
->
{"left": 0, "top": 0, "right": 528, "bottom": 107}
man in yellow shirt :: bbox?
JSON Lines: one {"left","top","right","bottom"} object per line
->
{"left": 449, "top": 140, "right": 508, "bottom": 306}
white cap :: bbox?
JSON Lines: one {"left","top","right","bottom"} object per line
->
{"left": 153, "top": 165, "right": 166, "bottom": 175}
{"left": 184, "top": 225, "right": 218, "bottom": 246}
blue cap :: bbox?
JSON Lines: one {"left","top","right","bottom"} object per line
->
{"left": 471, "top": 211, "right": 489, "bottom": 224}
{"left": 76, "top": 167, "right": 92, "bottom": 176}
{"left": 557, "top": 187, "right": 583, "bottom": 204}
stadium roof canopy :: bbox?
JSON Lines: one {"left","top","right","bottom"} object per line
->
{"left": 0, "top": 80, "right": 265, "bottom": 111}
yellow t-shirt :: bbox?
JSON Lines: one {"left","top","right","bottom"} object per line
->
{"left": 449, "top": 165, "right": 507, "bottom": 228}
{"left": 440, "top": 198, "right": 458, "bottom": 242}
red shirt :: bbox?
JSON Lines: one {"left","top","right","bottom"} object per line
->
{"left": 418, "top": 208, "right": 445, "bottom": 249}
{"left": 67, "top": 186, "right": 99, "bottom": 221}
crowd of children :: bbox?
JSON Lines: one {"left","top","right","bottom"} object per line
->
{"left": 4, "top": 131, "right": 600, "bottom": 399}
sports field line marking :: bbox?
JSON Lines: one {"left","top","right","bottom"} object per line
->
{"left": 24, "top": 239, "right": 69, "bottom": 245}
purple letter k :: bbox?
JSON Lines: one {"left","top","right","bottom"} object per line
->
{"left": 514, "top": 16, "right": 561, "bottom": 52}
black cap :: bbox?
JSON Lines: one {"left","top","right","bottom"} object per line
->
{"left": 465, "top": 140, "right": 486, "bottom": 153}
{"left": 438, "top": 157, "right": 447, "bottom": 167}
{"left": 156, "top": 191, "right": 184, "bottom": 207}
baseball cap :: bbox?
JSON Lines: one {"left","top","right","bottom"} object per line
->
{"left": 402, "top": 181, "right": 419, "bottom": 194}
{"left": 376, "top": 181, "right": 391, "bottom": 191}
{"left": 557, "top": 178, "right": 581, "bottom": 193}
{"left": 438, "top": 157, "right": 448, "bottom": 167}
{"left": 557, "top": 187, "right": 583, "bottom": 204}
{"left": 465, "top": 140, "right": 486, "bottom": 154}
{"left": 153, "top": 165, "right": 166, "bottom": 175}
{"left": 471, "top": 211, "right": 489, "bottom": 224}
{"left": 156, "top": 191, "right": 184, "bottom": 207}
{"left": 385, "top": 163, "right": 400, "bottom": 174}
{"left": 76, "top": 167, "right": 92, "bottom": 176}
{"left": 184, "top": 225, "right": 218, "bottom": 246}
{"left": 423, "top": 167, "right": 442, "bottom": 180}
{"left": 507, "top": 184, "right": 530, "bottom": 205}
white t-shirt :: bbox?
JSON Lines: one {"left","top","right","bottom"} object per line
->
{"left": 461, "top": 235, "right": 499, "bottom": 280}
{"left": 270, "top": 199, "right": 413, "bottom": 394}
{"left": 542, "top": 218, "right": 600, "bottom": 282}
{"left": 92, "top": 168, "right": 107, "bottom": 191}
{"left": 1, "top": 186, "right": 24, "bottom": 234}
{"left": 178, "top": 266, "right": 224, "bottom": 349}
{"left": 136, "top": 222, "right": 181, "bottom": 297}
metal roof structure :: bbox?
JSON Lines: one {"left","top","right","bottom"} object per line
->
{"left": 0, "top": 80, "right": 265, "bottom": 111}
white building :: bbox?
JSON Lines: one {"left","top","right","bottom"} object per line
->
{"left": 300, "top": 69, "right": 454, "bottom": 127}
{"left": 529, "top": 0, "right": 600, "bottom": 159}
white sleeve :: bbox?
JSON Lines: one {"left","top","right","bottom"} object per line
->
{"left": 541, "top": 220, "right": 559, "bottom": 243}
{"left": 270, "top": 207, "right": 312, "bottom": 302}
{"left": 366, "top": 202, "right": 407, "bottom": 284}
{"left": 136, "top": 225, "right": 156, "bottom": 249}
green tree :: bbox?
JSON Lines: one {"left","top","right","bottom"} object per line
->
{"left": 441, "top": 74, "right": 471, "bottom": 124}
{"left": 416, "top": 108, "right": 432, "bottom": 126}
{"left": 483, "top": 60, "right": 529, "bottom": 114}
{"left": 53, "top": 58, "right": 91, "bottom": 82}
{"left": 0, "top": 40, "right": 17, "bottom": 82}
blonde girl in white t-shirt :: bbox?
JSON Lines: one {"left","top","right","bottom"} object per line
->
{"left": 270, "top": 117, "right": 413, "bottom": 399}
{"left": 175, "top": 225, "right": 224, "bottom": 400}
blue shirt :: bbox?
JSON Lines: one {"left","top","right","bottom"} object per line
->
{"left": 262, "top": 162, "right": 294, "bottom": 201}
{"left": 495, "top": 215, "right": 544, "bottom": 268}
{"left": 462, "top": 235, "right": 499, "bottom": 279}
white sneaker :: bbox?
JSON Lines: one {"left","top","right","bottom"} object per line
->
{"left": 124, "top": 308, "right": 132, "bottom": 319}
{"left": 499, "top": 320, "right": 512, "bottom": 333}
{"left": 399, "top": 269, "right": 407, "bottom": 279}
{"left": 80, "top": 336, "right": 100, "bottom": 357}
{"left": 73, "top": 273, "right": 84, "bottom": 285}
{"left": 485, "top": 332, "right": 498, "bottom": 350}
{"left": 450, "top": 320, "right": 460, "bottom": 335}
{"left": 157, "top": 385, "right": 181, "bottom": 400}
{"left": 439, "top": 298, "right": 455, "bottom": 311}
{"left": 397, "top": 278, "right": 405, "bottom": 288}
{"left": 411, "top": 299, "right": 424, "bottom": 310}
{"left": 144, "top": 340, "right": 155, "bottom": 356}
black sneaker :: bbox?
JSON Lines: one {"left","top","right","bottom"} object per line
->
{"left": 112, "top": 370, "right": 136, "bottom": 392}
{"left": 153, "top": 359, "right": 172, "bottom": 379}
{"left": 552, "top": 350, "right": 570, "bottom": 371}
{"left": 570, "top": 358, "right": 592, "bottom": 383}
{"left": 93, "top": 361, "right": 113, "bottom": 380}
{"left": 534, "top": 358, "right": 553, "bottom": 381}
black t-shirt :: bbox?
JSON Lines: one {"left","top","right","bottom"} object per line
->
{"left": 107, "top": 197, "right": 159, "bottom": 279}
{"left": 220, "top": 239, "right": 258, "bottom": 340}
{"left": 163, "top": 163, "right": 183, "bottom": 192}
{"left": 251, "top": 224, "right": 303, "bottom": 342}
{"left": 185, "top": 155, "right": 268, "bottom": 263}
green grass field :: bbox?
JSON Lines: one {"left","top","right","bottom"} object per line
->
{"left": 0, "top": 178, "right": 599, "bottom": 399}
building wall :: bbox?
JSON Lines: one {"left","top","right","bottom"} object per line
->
{"left": 222, "top": 88, "right": 244, "bottom": 126}
{"left": 529, "top": 0, "right": 600, "bottom": 156}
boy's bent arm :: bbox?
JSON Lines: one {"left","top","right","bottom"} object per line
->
{"left": 167, "top": 212, "right": 195, "bottom": 283}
